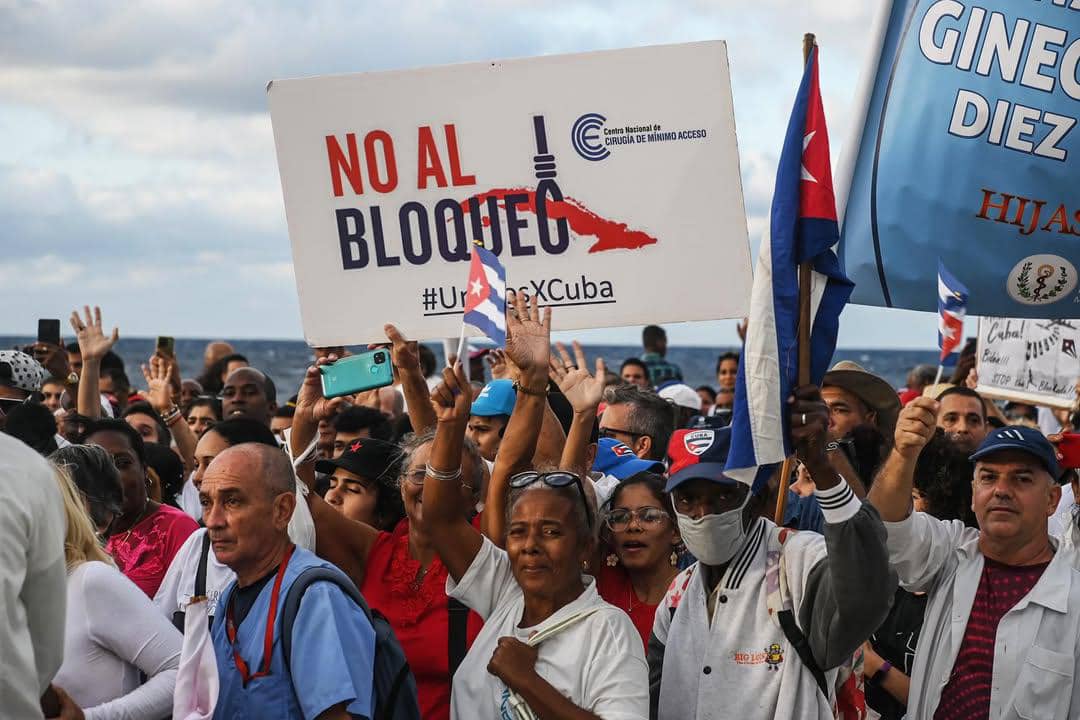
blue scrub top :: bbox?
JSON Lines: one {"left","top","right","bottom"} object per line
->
{"left": 212, "top": 546, "right": 376, "bottom": 719}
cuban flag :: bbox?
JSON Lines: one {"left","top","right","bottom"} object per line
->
{"left": 938, "top": 261, "right": 969, "bottom": 364}
{"left": 725, "top": 46, "right": 854, "bottom": 491}
{"left": 463, "top": 242, "right": 507, "bottom": 346}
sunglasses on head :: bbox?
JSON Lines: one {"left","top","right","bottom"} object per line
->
{"left": 508, "top": 471, "right": 594, "bottom": 530}
{"left": 0, "top": 395, "right": 35, "bottom": 418}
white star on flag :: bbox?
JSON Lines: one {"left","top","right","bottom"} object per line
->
{"left": 470, "top": 278, "right": 484, "bottom": 296}
{"left": 801, "top": 131, "right": 817, "bottom": 183}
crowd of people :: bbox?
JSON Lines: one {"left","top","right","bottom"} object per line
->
{"left": 3, "top": 299, "right": 1080, "bottom": 720}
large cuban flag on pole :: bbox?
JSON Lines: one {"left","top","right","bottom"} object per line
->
{"left": 462, "top": 242, "right": 507, "bottom": 348}
{"left": 725, "top": 46, "right": 854, "bottom": 491}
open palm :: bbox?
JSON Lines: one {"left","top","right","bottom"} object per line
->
{"left": 504, "top": 291, "right": 551, "bottom": 376}
{"left": 550, "top": 341, "right": 606, "bottom": 413}
{"left": 70, "top": 306, "right": 118, "bottom": 362}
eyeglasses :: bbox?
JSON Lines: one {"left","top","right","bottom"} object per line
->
{"left": 604, "top": 506, "right": 668, "bottom": 532}
{"left": 403, "top": 469, "right": 427, "bottom": 486}
{"left": 508, "top": 471, "right": 594, "bottom": 530}
{"left": 599, "top": 427, "right": 646, "bottom": 441}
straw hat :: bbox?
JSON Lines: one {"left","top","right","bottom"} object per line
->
{"left": 822, "top": 360, "right": 901, "bottom": 436}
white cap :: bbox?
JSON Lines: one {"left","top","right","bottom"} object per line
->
{"left": 659, "top": 383, "right": 701, "bottom": 411}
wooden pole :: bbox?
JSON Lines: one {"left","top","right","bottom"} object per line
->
{"left": 775, "top": 32, "right": 817, "bottom": 526}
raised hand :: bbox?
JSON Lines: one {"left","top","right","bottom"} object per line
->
{"left": 789, "top": 385, "right": 831, "bottom": 470}
{"left": 296, "top": 355, "right": 346, "bottom": 422}
{"left": 69, "top": 306, "right": 118, "bottom": 362}
{"left": 485, "top": 348, "right": 517, "bottom": 381}
{"left": 549, "top": 341, "right": 606, "bottom": 414}
{"left": 504, "top": 290, "right": 551, "bottom": 383}
{"left": 29, "top": 341, "right": 71, "bottom": 381}
{"left": 381, "top": 324, "right": 421, "bottom": 373}
{"left": 140, "top": 355, "right": 176, "bottom": 414}
{"left": 894, "top": 397, "right": 939, "bottom": 460}
{"left": 430, "top": 363, "right": 472, "bottom": 425}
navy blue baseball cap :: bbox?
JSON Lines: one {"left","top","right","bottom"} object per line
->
{"left": 665, "top": 426, "right": 739, "bottom": 492}
{"left": 593, "top": 438, "right": 665, "bottom": 480}
{"left": 470, "top": 379, "right": 516, "bottom": 417}
{"left": 969, "top": 425, "right": 1061, "bottom": 480}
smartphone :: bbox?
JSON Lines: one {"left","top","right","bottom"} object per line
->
{"left": 156, "top": 335, "right": 176, "bottom": 358}
{"left": 1060, "top": 433, "right": 1080, "bottom": 471}
{"left": 38, "top": 318, "right": 61, "bottom": 347}
{"left": 320, "top": 349, "right": 394, "bottom": 398}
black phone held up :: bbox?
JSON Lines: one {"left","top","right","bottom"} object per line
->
{"left": 37, "top": 318, "right": 61, "bottom": 347}
{"left": 156, "top": 336, "right": 176, "bottom": 357}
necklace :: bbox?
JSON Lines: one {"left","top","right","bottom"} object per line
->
{"left": 409, "top": 564, "right": 431, "bottom": 592}
{"left": 115, "top": 502, "right": 153, "bottom": 544}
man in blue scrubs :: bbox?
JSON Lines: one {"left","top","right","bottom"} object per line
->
{"left": 201, "top": 442, "right": 375, "bottom": 719}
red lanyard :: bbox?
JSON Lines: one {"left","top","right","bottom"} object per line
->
{"left": 226, "top": 544, "right": 295, "bottom": 685}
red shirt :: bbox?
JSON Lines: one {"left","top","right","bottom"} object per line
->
{"left": 105, "top": 503, "right": 199, "bottom": 598}
{"left": 361, "top": 520, "right": 483, "bottom": 720}
{"left": 933, "top": 558, "right": 1050, "bottom": 720}
{"left": 596, "top": 562, "right": 661, "bottom": 649}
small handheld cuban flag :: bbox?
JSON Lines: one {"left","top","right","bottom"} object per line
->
{"left": 724, "top": 45, "right": 854, "bottom": 492}
{"left": 462, "top": 242, "right": 507, "bottom": 348}
{"left": 937, "top": 260, "right": 969, "bottom": 365}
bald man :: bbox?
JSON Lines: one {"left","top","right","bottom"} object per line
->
{"left": 203, "top": 443, "right": 377, "bottom": 719}
{"left": 203, "top": 341, "right": 235, "bottom": 371}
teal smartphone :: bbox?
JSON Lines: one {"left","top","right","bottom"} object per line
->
{"left": 320, "top": 350, "right": 394, "bottom": 398}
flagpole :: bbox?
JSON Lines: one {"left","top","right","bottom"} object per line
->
{"left": 775, "top": 32, "right": 817, "bottom": 526}
{"left": 933, "top": 364, "right": 944, "bottom": 385}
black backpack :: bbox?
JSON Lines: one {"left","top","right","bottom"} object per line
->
{"left": 281, "top": 566, "right": 421, "bottom": 720}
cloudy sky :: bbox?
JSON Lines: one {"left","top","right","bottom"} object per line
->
{"left": 0, "top": 0, "right": 941, "bottom": 348}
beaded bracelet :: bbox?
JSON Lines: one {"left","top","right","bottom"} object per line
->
{"left": 512, "top": 380, "right": 548, "bottom": 397}
{"left": 162, "top": 406, "right": 184, "bottom": 426}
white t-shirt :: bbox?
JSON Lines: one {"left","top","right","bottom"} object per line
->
{"left": 54, "top": 561, "right": 182, "bottom": 720}
{"left": 0, "top": 434, "right": 67, "bottom": 720}
{"left": 153, "top": 527, "right": 236, "bottom": 619}
{"left": 447, "top": 536, "right": 648, "bottom": 720}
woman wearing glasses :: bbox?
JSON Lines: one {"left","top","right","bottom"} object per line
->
{"left": 286, "top": 337, "right": 485, "bottom": 720}
{"left": 596, "top": 472, "right": 681, "bottom": 648}
{"left": 424, "top": 292, "right": 648, "bottom": 720}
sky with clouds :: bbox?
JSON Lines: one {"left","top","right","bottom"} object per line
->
{"left": 0, "top": 0, "right": 944, "bottom": 348}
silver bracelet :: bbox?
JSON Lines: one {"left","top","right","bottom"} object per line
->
{"left": 424, "top": 464, "right": 462, "bottom": 482}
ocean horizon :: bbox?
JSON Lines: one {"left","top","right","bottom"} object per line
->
{"left": 3, "top": 335, "right": 948, "bottom": 400}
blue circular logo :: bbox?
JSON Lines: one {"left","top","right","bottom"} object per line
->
{"left": 571, "top": 113, "right": 609, "bottom": 161}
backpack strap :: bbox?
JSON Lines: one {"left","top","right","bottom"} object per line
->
{"left": 447, "top": 597, "right": 469, "bottom": 678}
{"left": 281, "top": 566, "right": 413, "bottom": 720}
{"left": 195, "top": 531, "right": 212, "bottom": 597}
{"left": 776, "top": 608, "right": 828, "bottom": 697}
{"left": 281, "top": 566, "right": 370, "bottom": 673}
{"left": 765, "top": 528, "right": 828, "bottom": 698}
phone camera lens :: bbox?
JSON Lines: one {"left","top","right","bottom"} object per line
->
{"left": 374, "top": 352, "right": 387, "bottom": 365}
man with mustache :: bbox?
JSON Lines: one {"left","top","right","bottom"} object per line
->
{"left": 869, "top": 398, "right": 1080, "bottom": 719}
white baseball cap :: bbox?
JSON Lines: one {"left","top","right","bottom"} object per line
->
{"left": 659, "top": 383, "right": 701, "bottom": 411}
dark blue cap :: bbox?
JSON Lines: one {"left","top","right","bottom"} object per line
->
{"left": 969, "top": 425, "right": 1061, "bottom": 480}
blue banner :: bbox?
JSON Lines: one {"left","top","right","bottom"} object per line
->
{"left": 838, "top": 0, "right": 1080, "bottom": 317}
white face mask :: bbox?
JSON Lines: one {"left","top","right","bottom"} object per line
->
{"left": 675, "top": 493, "right": 751, "bottom": 566}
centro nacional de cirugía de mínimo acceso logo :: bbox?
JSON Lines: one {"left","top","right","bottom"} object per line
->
{"left": 1007, "top": 254, "right": 1077, "bottom": 306}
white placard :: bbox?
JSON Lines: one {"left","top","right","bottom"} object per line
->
{"left": 975, "top": 317, "right": 1080, "bottom": 409}
{"left": 268, "top": 41, "right": 751, "bottom": 346}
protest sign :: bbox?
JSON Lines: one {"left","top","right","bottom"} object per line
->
{"left": 836, "top": 1, "right": 1080, "bottom": 318}
{"left": 268, "top": 41, "right": 751, "bottom": 346}
{"left": 975, "top": 317, "right": 1080, "bottom": 409}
